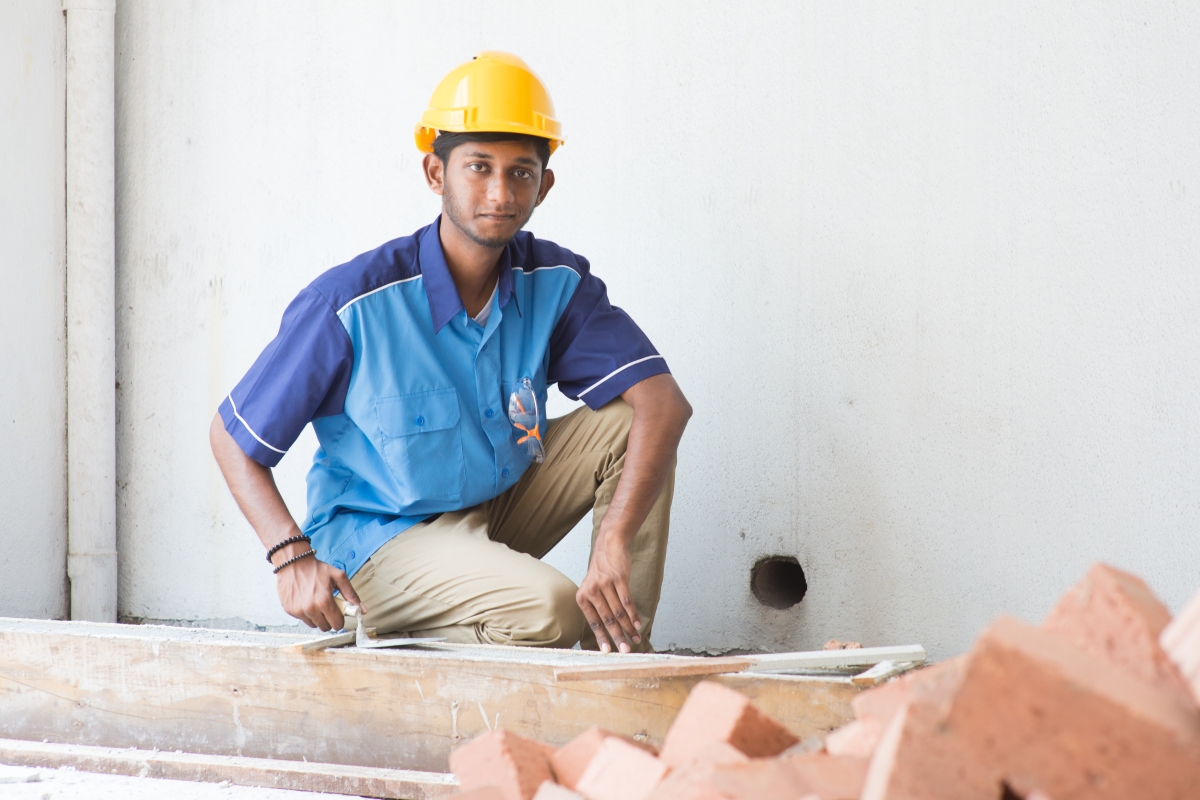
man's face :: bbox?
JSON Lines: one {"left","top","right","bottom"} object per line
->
{"left": 425, "top": 140, "right": 554, "bottom": 249}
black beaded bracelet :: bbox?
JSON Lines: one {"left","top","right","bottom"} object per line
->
{"left": 265, "top": 534, "right": 311, "bottom": 564}
{"left": 272, "top": 548, "right": 316, "bottom": 574}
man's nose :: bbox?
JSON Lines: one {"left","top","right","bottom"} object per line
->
{"left": 486, "top": 175, "right": 515, "bottom": 206}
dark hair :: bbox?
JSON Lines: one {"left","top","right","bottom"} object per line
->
{"left": 432, "top": 130, "right": 552, "bottom": 171}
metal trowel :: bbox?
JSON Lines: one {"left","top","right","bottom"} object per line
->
{"left": 346, "top": 604, "right": 446, "bottom": 649}
{"left": 285, "top": 604, "right": 445, "bottom": 652}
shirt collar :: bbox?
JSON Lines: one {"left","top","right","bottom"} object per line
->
{"left": 419, "top": 216, "right": 515, "bottom": 334}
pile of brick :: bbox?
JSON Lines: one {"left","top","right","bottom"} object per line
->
{"left": 445, "top": 563, "right": 1200, "bottom": 800}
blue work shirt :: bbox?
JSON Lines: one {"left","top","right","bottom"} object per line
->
{"left": 218, "top": 218, "right": 669, "bottom": 577}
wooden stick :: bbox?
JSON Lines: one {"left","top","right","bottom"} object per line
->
{"left": 747, "top": 645, "right": 926, "bottom": 673}
{"left": 554, "top": 656, "right": 754, "bottom": 682}
{"left": 554, "top": 645, "right": 926, "bottom": 682}
{"left": 850, "top": 660, "right": 919, "bottom": 686}
{"left": 0, "top": 738, "right": 458, "bottom": 799}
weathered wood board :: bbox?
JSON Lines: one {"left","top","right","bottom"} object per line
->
{"left": 0, "top": 738, "right": 457, "bottom": 799}
{"left": 0, "top": 618, "right": 858, "bottom": 773}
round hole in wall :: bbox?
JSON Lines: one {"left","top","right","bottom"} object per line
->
{"left": 750, "top": 556, "right": 807, "bottom": 610}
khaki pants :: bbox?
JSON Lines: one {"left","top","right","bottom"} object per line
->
{"left": 348, "top": 399, "right": 673, "bottom": 652}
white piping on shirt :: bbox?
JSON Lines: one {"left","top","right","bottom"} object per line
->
{"left": 576, "top": 355, "right": 666, "bottom": 398}
{"left": 521, "top": 264, "right": 578, "bottom": 275}
{"left": 337, "top": 274, "right": 423, "bottom": 316}
{"left": 227, "top": 394, "right": 287, "bottom": 454}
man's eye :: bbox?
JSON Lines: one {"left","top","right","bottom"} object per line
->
{"left": 469, "top": 163, "right": 486, "bottom": 172}
{"left": 514, "top": 170, "right": 532, "bottom": 179}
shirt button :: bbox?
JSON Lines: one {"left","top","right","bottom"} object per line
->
{"left": 485, "top": 409, "right": 495, "bottom": 418}
{"left": 415, "top": 416, "right": 425, "bottom": 426}
{"left": 348, "top": 550, "right": 356, "bottom": 559}
{"left": 501, "top": 468, "right": 510, "bottom": 478}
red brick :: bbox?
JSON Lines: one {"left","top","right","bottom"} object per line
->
{"left": 827, "top": 657, "right": 969, "bottom": 767}
{"left": 532, "top": 782, "right": 584, "bottom": 800}
{"left": 644, "top": 766, "right": 731, "bottom": 800}
{"left": 859, "top": 699, "right": 995, "bottom": 800}
{"left": 824, "top": 718, "right": 882, "bottom": 759}
{"left": 644, "top": 741, "right": 748, "bottom": 800}
{"left": 851, "top": 656, "right": 969, "bottom": 733}
{"left": 863, "top": 617, "right": 1200, "bottom": 799}
{"left": 707, "top": 758, "right": 806, "bottom": 799}
{"left": 448, "top": 787, "right": 508, "bottom": 800}
{"left": 1042, "top": 563, "right": 1191, "bottom": 703}
{"left": 824, "top": 640, "right": 862, "bottom": 650}
{"left": 781, "top": 752, "right": 869, "bottom": 799}
{"left": 449, "top": 729, "right": 556, "bottom": 800}
{"left": 946, "top": 616, "right": 1200, "bottom": 798}
{"left": 1161, "top": 584, "right": 1200, "bottom": 707}
{"left": 550, "top": 727, "right": 656, "bottom": 791}
{"left": 574, "top": 738, "right": 669, "bottom": 800}
{"left": 659, "top": 681, "right": 799, "bottom": 768}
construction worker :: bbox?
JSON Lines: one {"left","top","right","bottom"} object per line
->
{"left": 209, "top": 53, "right": 690, "bottom": 654}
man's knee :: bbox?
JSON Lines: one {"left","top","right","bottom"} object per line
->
{"left": 526, "top": 572, "right": 586, "bottom": 649}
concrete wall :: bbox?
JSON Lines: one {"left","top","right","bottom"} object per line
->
{"left": 0, "top": 1, "right": 68, "bottom": 618}
{"left": 111, "top": 1, "right": 1200, "bottom": 658}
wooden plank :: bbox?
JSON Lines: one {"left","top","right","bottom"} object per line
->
{"left": 553, "top": 656, "right": 753, "bottom": 682}
{"left": 0, "top": 619, "right": 858, "bottom": 773}
{"left": 0, "top": 738, "right": 457, "bottom": 799}
{"left": 555, "top": 645, "right": 926, "bottom": 682}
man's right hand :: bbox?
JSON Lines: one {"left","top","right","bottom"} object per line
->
{"left": 273, "top": 542, "right": 366, "bottom": 631}
{"left": 210, "top": 415, "right": 369, "bottom": 632}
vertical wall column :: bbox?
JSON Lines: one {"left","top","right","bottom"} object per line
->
{"left": 64, "top": 0, "right": 117, "bottom": 622}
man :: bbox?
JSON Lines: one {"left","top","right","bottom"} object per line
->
{"left": 210, "top": 52, "right": 690, "bottom": 654}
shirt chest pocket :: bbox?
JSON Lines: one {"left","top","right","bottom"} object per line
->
{"left": 375, "top": 388, "right": 465, "bottom": 499}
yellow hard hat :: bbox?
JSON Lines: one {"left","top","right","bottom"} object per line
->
{"left": 415, "top": 51, "right": 564, "bottom": 154}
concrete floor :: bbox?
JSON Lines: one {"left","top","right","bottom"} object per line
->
{"left": 0, "top": 765, "right": 366, "bottom": 799}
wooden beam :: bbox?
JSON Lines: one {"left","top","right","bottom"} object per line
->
{"left": 0, "top": 619, "right": 859, "bottom": 773}
{"left": 0, "top": 738, "right": 457, "bottom": 799}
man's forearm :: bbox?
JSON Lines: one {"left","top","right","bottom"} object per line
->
{"left": 209, "top": 414, "right": 304, "bottom": 553}
{"left": 209, "top": 413, "right": 364, "bottom": 629}
{"left": 601, "top": 374, "right": 692, "bottom": 544}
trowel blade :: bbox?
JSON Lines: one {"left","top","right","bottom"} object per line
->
{"left": 353, "top": 614, "right": 444, "bottom": 648}
{"left": 353, "top": 636, "right": 448, "bottom": 649}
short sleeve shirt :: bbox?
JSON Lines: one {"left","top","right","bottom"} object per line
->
{"left": 218, "top": 218, "right": 669, "bottom": 576}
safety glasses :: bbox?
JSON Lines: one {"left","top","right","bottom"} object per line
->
{"left": 508, "top": 377, "right": 545, "bottom": 464}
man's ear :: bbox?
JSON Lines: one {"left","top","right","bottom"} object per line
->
{"left": 535, "top": 168, "right": 555, "bottom": 207}
{"left": 423, "top": 152, "right": 445, "bottom": 196}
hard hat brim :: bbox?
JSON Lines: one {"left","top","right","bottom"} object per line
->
{"left": 415, "top": 52, "right": 564, "bottom": 154}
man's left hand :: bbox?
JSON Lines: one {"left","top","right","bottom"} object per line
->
{"left": 576, "top": 527, "right": 642, "bottom": 653}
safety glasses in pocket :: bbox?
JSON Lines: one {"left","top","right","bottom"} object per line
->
{"left": 508, "top": 377, "right": 545, "bottom": 464}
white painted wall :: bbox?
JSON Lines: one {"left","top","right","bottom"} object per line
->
{"left": 0, "top": 1, "right": 68, "bottom": 618}
{"left": 112, "top": 1, "right": 1200, "bottom": 659}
